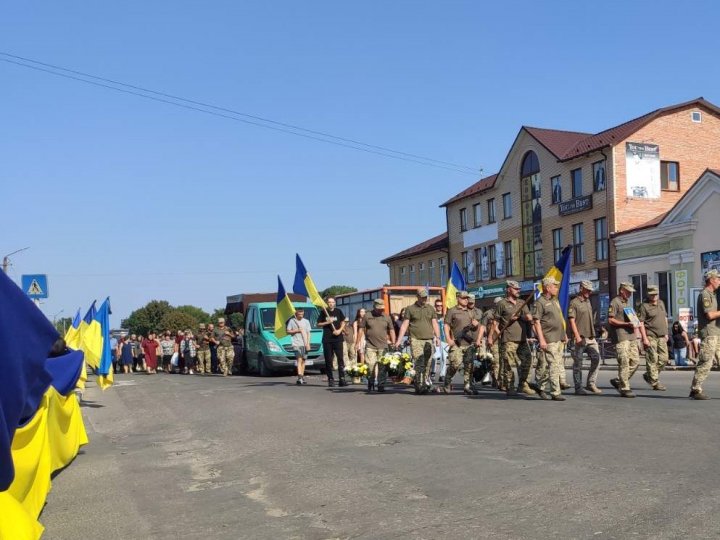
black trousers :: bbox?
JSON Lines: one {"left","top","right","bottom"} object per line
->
{"left": 323, "top": 339, "right": 345, "bottom": 380}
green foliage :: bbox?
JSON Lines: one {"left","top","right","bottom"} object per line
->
{"left": 175, "top": 305, "right": 210, "bottom": 324}
{"left": 211, "top": 308, "right": 226, "bottom": 322}
{"left": 159, "top": 311, "right": 200, "bottom": 333}
{"left": 320, "top": 285, "right": 357, "bottom": 298}
{"left": 53, "top": 317, "right": 73, "bottom": 336}
{"left": 123, "top": 300, "right": 174, "bottom": 336}
{"left": 210, "top": 308, "right": 243, "bottom": 329}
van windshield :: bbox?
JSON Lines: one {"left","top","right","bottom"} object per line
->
{"left": 260, "top": 307, "right": 320, "bottom": 331}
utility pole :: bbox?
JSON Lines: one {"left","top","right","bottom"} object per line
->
{"left": 2, "top": 246, "right": 30, "bottom": 273}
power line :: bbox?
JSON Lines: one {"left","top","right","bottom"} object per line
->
{"left": 0, "top": 51, "right": 483, "bottom": 176}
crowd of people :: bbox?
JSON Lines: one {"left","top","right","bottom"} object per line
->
{"left": 110, "top": 317, "right": 244, "bottom": 376}
{"left": 289, "top": 268, "right": 720, "bottom": 401}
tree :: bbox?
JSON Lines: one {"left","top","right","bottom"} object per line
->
{"left": 53, "top": 317, "right": 73, "bottom": 336}
{"left": 211, "top": 308, "right": 243, "bottom": 329}
{"left": 175, "top": 305, "right": 211, "bottom": 324}
{"left": 124, "top": 300, "right": 173, "bottom": 336}
{"left": 159, "top": 311, "right": 200, "bottom": 333}
{"left": 320, "top": 285, "right": 357, "bottom": 298}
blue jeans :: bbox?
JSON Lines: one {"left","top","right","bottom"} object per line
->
{"left": 674, "top": 347, "right": 688, "bottom": 366}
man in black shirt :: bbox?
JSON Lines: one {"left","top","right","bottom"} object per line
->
{"left": 317, "top": 297, "right": 347, "bottom": 387}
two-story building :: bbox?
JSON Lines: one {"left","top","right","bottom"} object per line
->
{"left": 380, "top": 232, "right": 448, "bottom": 287}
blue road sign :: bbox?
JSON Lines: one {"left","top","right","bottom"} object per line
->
{"left": 21, "top": 274, "right": 49, "bottom": 299}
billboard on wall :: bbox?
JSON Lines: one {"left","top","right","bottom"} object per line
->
{"left": 626, "top": 142, "right": 660, "bottom": 199}
{"left": 496, "top": 241, "right": 505, "bottom": 279}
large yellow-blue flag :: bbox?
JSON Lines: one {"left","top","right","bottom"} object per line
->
{"left": 445, "top": 261, "right": 466, "bottom": 310}
{"left": 94, "top": 298, "right": 114, "bottom": 391}
{"left": 540, "top": 245, "right": 573, "bottom": 325}
{"left": 64, "top": 308, "right": 81, "bottom": 350}
{"left": 292, "top": 254, "right": 328, "bottom": 309}
{"left": 274, "top": 276, "right": 296, "bottom": 339}
{"left": 79, "top": 302, "right": 102, "bottom": 369}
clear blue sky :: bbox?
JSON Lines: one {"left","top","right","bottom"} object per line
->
{"left": 2, "top": 0, "right": 718, "bottom": 324}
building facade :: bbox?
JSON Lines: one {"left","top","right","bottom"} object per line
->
{"left": 380, "top": 232, "right": 448, "bottom": 287}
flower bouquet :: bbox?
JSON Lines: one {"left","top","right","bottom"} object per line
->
{"left": 380, "top": 351, "right": 414, "bottom": 383}
{"left": 346, "top": 363, "right": 368, "bottom": 383}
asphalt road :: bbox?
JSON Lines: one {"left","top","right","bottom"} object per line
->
{"left": 42, "top": 368, "right": 720, "bottom": 540}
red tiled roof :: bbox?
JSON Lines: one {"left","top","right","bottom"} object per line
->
{"left": 523, "top": 127, "right": 591, "bottom": 160}
{"left": 440, "top": 174, "right": 498, "bottom": 207}
{"left": 380, "top": 232, "right": 448, "bottom": 264}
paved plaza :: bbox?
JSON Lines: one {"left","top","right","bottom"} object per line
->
{"left": 43, "top": 369, "right": 720, "bottom": 539}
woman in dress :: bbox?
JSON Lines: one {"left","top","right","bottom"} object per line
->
{"left": 180, "top": 330, "right": 198, "bottom": 374}
{"left": 159, "top": 331, "right": 177, "bottom": 373}
{"left": 142, "top": 332, "right": 160, "bottom": 374}
{"left": 670, "top": 321, "right": 690, "bottom": 367}
{"left": 353, "top": 308, "right": 367, "bottom": 366}
{"left": 119, "top": 336, "right": 134, "bottom": 374}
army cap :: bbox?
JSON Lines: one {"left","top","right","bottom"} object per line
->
{"left": 217, "top": 317, "right": 226, "bottom": 323}
{"left": 373, "top": 298, "right": 385, "bottom": 307}
{"left": 647, "top": 285, "right": 659, "bottom": 295}
{"left": 506, "top": 280, "right": 521, "bottom": 289}
{"left": 417, "top": 288, "right": 428, "bottom": 297}
{"left": 705, "top": 269, "right": 720, "bottom": 280}
{"left": 467, "top": 293, "right": 476, "bottom": 301}
{"left": 580, "top": 280, "right": 594, "bottom": 291}
{"left": 458, "top": 291, "right": 469, "bottom": 298}
{"left": 542, "top": 276, "right": 560, "bottom": 286}
{"left": 494, "top": 297, "right": 502, "bottom": 305}
{"left": 198, "top": 323, "right": 206, "bottom": 329}
{"left": 619, "top": 282, "right": 636, "bottom": 292}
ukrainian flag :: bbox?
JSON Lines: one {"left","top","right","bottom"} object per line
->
{"left": 540, "top": 245, "right": 573, "bottom": 323}
{"left": 274, "top": 276, "right": 296, "bottom": 339}
{"left": 79, "top": 302, "right": 102, "bottom": 369}
{"left": 64, "top": 308, "right": 82, "bottom": 350}
{"left": 445, "top": 261, "right": 466, "bottom": 310}
{"left": 94, "top": 298, "right": 114, "bottom": 391}
{"left": 292, "top": 254, "right": 328, "bottom": 309}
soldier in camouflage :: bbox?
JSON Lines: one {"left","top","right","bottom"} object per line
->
{"left": 214, "top": 317, "right": 235, "bottom": 376}
{"left": 638, "top": 285, "right": 669, "bottom": 391}
{"left": 481, "top": 297, "right": 503, "bottom": 390}
{"left": 689, "top": 269, "right": 720, "bottom": 400}
{"left": 608, "top": 282, "right": 640, "bottom": 398}
{"left": 196, "top": 323, "right": 212, "bottom": 375}
{"left": 496, "top": 280, "right": 534, "bottom": 397}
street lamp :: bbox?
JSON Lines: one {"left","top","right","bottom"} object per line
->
{"left": 2, "top": 246, "right": 30, "bottom": 273}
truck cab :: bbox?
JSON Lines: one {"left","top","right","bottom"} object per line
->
{"left": 243, "top": 301, "right": 324, "bottom": 375}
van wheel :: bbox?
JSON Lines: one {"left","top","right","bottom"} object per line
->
{"left": 258, "top": 354, "right": 272, "bottom": 377}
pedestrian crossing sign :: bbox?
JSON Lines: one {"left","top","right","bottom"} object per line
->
{"left": 21, "top": 274, "right": 49, "bottom": 299}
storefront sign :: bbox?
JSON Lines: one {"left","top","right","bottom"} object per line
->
{"left": 678, "top": 307, "right": 692, "bottom": 331}
{"left": 675, "top": 269, "right": 688, "bottom": 309}
{"left": 469, "top": 285, "right": 506, "bottom": 299}
{"left": 559, "top": 195, "right": 593, "bottom": 216}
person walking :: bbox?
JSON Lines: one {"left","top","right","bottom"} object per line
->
{"left": 159, "top": 331, "right": 176, "bottom": 373}
{"left": 180, "top": 330, "right": 198, "bottom": 374}
{"left": 119, "top": 336, "right": 133, "bottom": 374}
{"left": 496, "top": 280, "right": 534, "bottom": 396}
{"left": 130, "top": 334, "right": 142, "bottom": 372}
{"left": 353, "top": 308, "right": 366, "bottom": 367}
{"left": 638, "top": 285, "right": 669, "bottom": 391}
{"left": 532, "top": 276, "right": 567, "bottom": 401}
{"left": 214, "top": 318, "right": 235, "bottom": 376}
{"left": 394, "top": 288, "right": 440, "bottom": 394}
{"left": 482, "top": 297, "right": 504, "bottom": 389}
{"left": 357, "top": 298, "right": 396, "bottom": 393}
{"left": 465, "top": 294, "right": 484, "bottom": 392}
{"left": 286, "top": 307, "right": 311, "bottom": 385}
{"left": 441, "top": 291, "right": 473, "bottom": 394}
{"left": 196, "top": 323, "right": 212, "bottom": 374}
{"left": 343, "top": 313, "right": 358, "bottom": 378}
{"left": 671, "top": 321, "right": 690, "bottom": 367}
{"left": 567, "top": 280, "right": 602, "bottom": 395}
{"left": 110, "top": 335, "right": 119, "bottom": 373}
{"left": 141, "top": 332, "right": 160, "bottom": 374}
{"left": 318, "top": 297, "right": 348, "bottom": 387}
{"left": 689, "top": 269, "right": 720, "bottom": 400}
{"left": 608, "top": 282, "right": 640, "bottom": 398}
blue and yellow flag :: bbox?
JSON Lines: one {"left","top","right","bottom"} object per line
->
{"left": 540, "top": 245, "right": 573, "bottom": 323}
{"left": 274, "top": 276, "right": 296, "bottom": 339}
{"left": 64, "top": 308, "right": 82, "bottom": 350}
{"left": 94, "top": 298, "right": 113, "bottom": 390}
{"left": 445, "top": 261, "right": 466, "bottom": 310}
{"left": 292, "top": 254, "right": 328, "bottom": 309}
{"left": 0, "top": 270, "right": 56, "bottom": 491}
{"left": 79, "top": 302, "right": 102, "bottom": 369}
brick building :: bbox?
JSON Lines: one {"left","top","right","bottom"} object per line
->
{"left": 380, "top": 232, "right": 448, "bottom": 287}
{"left": 440, "top": 97, "right": 720, "bottom": 313}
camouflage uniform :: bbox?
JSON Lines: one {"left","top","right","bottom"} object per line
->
{"left": 402, "top": 297, "right": 438, "bottom": 394}
{"left": 638, "top": 293, "right": 669, "bottom": 389}
{"left": 444, "top": 303, "right": 474, "bottom": 392}
{"left": 196, "top": 325, "right": 212, "bottom": 374}
{"left": 568, "top": 291, "right": 601, "bottom": 391}
{"left": 481, "top": 302, "right": 502, "bottom": 388}
{"left": 496, "top": 293, "right": 532, "bottom": 394}
{"left": 214, "top": 321, "right": 235, "bottom": 376}
{"left": 360, "top": 305, "right": 394, "bottom": 391}
{"left": 533, "top": 293, "right": 566, "bottom": 398}
{"left": 690, "top": 276, "right": 720, "bottom": 397}
{"left": 608, "top": 289, "right": 640, "bottom": 393}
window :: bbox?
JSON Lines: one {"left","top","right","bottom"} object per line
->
{"left": 419, "top": 262, "right": 426, "bottom": 284}
{"left": 552, "top": 228, "right": 563, "bottom": 263}
{"left": 692, "top": 111, "right": 702, "bottom": 123}
{"left": 572, "top": 223, "right": 585, "bottom": 264}
{"left": 502, "top": 193, "right": 512, "bottom": 219}
{"left": 661, "top": 161, "right": 680, "bottom": 191}
{"left": 571, "top": 168, "right": 583, "bottom": 198}
{"left": 657, "top": 271, "right": 673, "bottom": 316}
{"left": 520, "top": 151, "right": 543, "bottom": 278}
{"left": 409, "top": 264, "right": 416, "bottom": 286}
{"left": 459, "top": 208, "right": 468, "bottom": 231}
{"left": 595, "top": 218, "right": 608, "bottom": 261}
{"left": 593, "top": 160, "right": 606, "bottom": 192}
{"left": 428, "top": 260, "right": 435, "bottom": 285}
{"left": 461, "top": 252, "right": 468, "bottom": 282}
{"left": 504, "top": 240, "right": 514, "bottom": 276}
{"left": 400, "top": 266, "right": 406, "bottom": 286}
{"left": 467, "top": 250, "right": 476, "bottom": 282}
{"left": 489, "top": 244, "right": 497, "bottom": 279}
{"left": 440, "top": 257, "right": 447, "bottom": 284}
{"left": 551, "top": 176, "right": 562, "bottom": 204}
{"left": 630, "top": 274, "right": 648, "bottom": 309}
{"left": 474, "top": 248, "right": 482, "bottom": 281}
{"left": 473, "top": 203, "right": 482, "bottom": 227}
{"left": 487, "top": 199, "right": 496, "bottom": 223}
